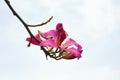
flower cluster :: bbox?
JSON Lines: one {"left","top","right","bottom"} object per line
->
{"left": 26, "top": 23, "right": 83, "bottom": 60}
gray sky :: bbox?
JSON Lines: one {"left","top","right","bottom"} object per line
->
{"left": 0, "top": 0, "right": 120, "bottom": 80}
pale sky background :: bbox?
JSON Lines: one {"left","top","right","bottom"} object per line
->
{"left": 0, "top": 0, "right": 120, "bottom": 80}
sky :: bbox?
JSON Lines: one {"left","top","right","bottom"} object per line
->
{"left": 0, "top": 0, "right": 120, "bottom": 80}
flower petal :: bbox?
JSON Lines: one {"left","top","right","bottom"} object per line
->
{"left": 42, "top": 30, "right": 57, "bottom": 39}
{"left": 75, "top": 44, "right": 83, "bottom": 52}
{"left": 61, "top": 38, "right": 77, "bottom": 49}
{"left": 26, "top": 34, "right": 41, "bottom": 45}
{"left": 40, "top": 39, "right": 57, "bottom": 48}
{"left": 56, "top": 23, "right": 68, "bottom": 45}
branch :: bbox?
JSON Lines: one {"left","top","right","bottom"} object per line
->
{"left": 4, "top": 0, "right": 59, "bottom": 60}
{"left": 4, "top": 0, "right": 37, "bottom": 40}
{"left": 27, "top": 16, "right": 53, "bottom": 27}
{"left": 4, "top": 0, "right": 64, "bottom": 60}
{"left": 4, "top": 0, "right": 63, "bottom": 60}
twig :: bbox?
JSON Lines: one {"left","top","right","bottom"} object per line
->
{"left": 4, "top": 0, "right": 63, "bottom": 60}
{"left": 27, "top": 16, "right": 53, "bottom": 27}
{"left": 4, "top": 0, "right": 57, "bottom": 60}
{"left": 5, "top": 0, "right": 30, "bottom": 35}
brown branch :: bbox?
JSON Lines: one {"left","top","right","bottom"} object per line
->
{"left": 4, "top": 0, "right": 63, "bottom": 60}
{"left": 4, "top": 0, "right": 32, "bottom": 37}
{"left": 27, "top": 16, "right": 53, "bottom": 27}
{"left": 4, "top": 0, "right": 59, "bottom": 60}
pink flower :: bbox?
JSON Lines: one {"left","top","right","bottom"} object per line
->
{"left": 40, "top": 23, "right": 68, "bottom": 47}
{"left": 62, "top": 38, "right": 83, "bottom": 59}
{"left": 26, "top": 23, "right": 83, "bottom": 60}
{"left": 26, "top": 34, "right": 41, "bottom": 45}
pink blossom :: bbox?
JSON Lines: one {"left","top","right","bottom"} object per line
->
{"left": 26, "top": 23, "right": 83, "bottom": 60}
{"left": 26, "top": 34, "right": 41, "bottom": 45}
{"left": 40, "top": 23, "right": 68, "bottom": 47}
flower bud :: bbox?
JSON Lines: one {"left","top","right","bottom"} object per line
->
{"left": 62, "top": 52, "right": 76, "bottom": 59}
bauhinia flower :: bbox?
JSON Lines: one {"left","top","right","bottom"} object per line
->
{"left": 40, "top": 23, "right": 68, "bottom": 47}
{"left": 39, "top": 23, "right": 83, "bottom": 59}
{"left": 26, "top": 23, "right": 83, "bottom": 60}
